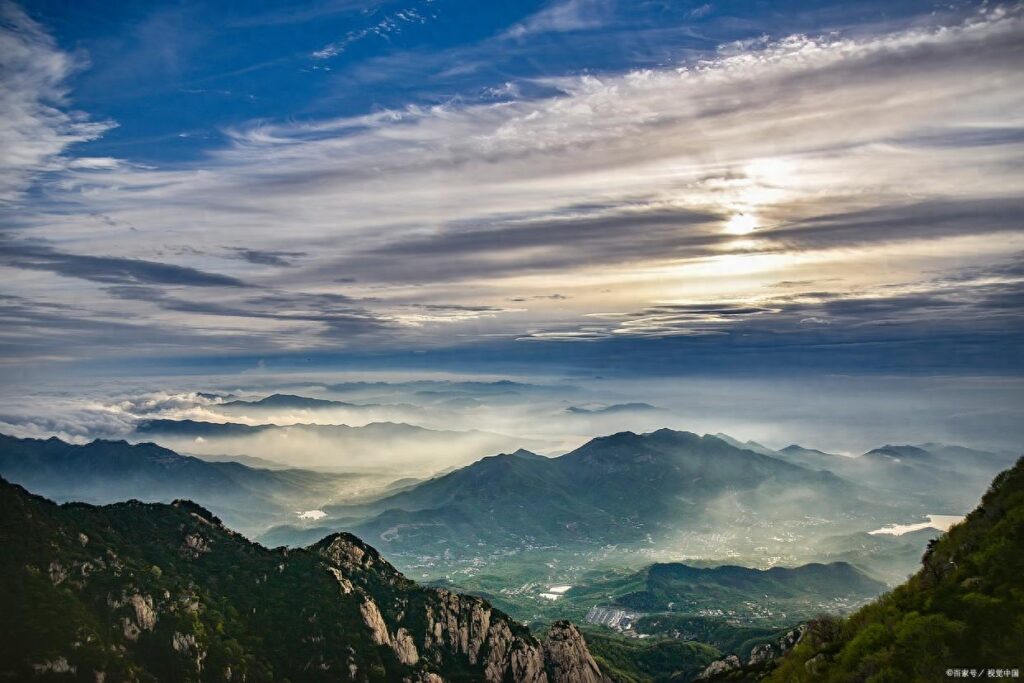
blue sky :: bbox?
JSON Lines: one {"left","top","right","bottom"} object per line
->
{"left": 0, "top": 0, "right": 1022, "bottom": 381}
{"left": 25, "top": 0, "right": 938, "bottom": 163}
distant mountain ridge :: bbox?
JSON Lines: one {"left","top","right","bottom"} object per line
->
{"left": 0, "top": 434, "right": 362, "bottom": 535}
{"left": 616, "top": 561, "right": 885, "bottom": 612}
{"left": 221, "top": 393, "right": 360, "bottom": 409}
{"left": 136, "top": 418, "right": 473, "bottom": 438}
{"left": 131, "top": 418, "right": 534, "bottom": 474}
{"left": 318, "top": 429, "right": 874, "bottom": 553}
{"left": 742, "top": 438, "right": 1016, "bottom": 509}
{"left": 566, "top": 403, "right": 661, "bottom": 415}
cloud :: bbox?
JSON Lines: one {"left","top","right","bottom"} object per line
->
{"left": 0, "top": 239, "right": 248, "bottom": 287}
{"left": 504, "top": 0, "right": 610, "bottom": 39}
{"left": 105, "top": 285, "right": 391, "bottom": 341}
{"left": 326, "top": 206, "right": 723, "bottom": 282}
{"left": 312, "top": 3, "right": 431, "bottom": 59}
{"left": 227, "top": 248, "right": 307, "bottom": 267}
{"left": 765, "top": 198, "right": 1024, "bottom": 251}
{"left": 1, "top": 4, "right": 1022, "bottom": 367}
{"left": 515, "top": 252, "right": 1024, "bottom": 346}
{"left": 0, "top": 2, "right": 114, "bottom": 203}
{"left": 0, "top": 292, "right": 251, "bottom": 363}
{"left": 689, "top": 4, "right": 714, "bottom": 20}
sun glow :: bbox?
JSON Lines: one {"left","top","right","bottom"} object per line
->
{"left": 723, "top": 212, "right": 759, "bottom": 235}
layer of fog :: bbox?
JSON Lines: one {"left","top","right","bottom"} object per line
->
{"left": 870, "top": 514, "right": 966, "bottom": 536}
{"left": 0, "top": 371, "right": 1020, "bottom": 476}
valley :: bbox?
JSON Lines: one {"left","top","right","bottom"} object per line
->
{"left": 2, "top": 388, "right": 1013, "bottom": 645}
{"left": 0, "top": 381, "right": 1019, "bottom": 681}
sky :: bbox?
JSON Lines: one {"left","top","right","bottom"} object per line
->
{"left": 0, "top": 0, "right": 1022, "bottom": 403}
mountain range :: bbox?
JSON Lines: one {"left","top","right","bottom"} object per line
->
{"left": 0, "top": 426, "right": 1018, "bottom": 681}
{"left": 213, "top": 393, "right": 438, "bottom": 423}
{"left": 315, "top": 430, "right": 877, "bottom": 554}
{"left": 0, "top": 434, "right": 366, "bottom": 535}
{"left": 5, "top": 426, "right": 992, "bottom": 558}
{"left": 717, "top": 435, "right": 1016, "bottom": 510}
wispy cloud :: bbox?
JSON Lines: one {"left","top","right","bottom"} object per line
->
{"left": 504, "top": 0, "right": 610, "bottom": 39}
{"left": 227, "top": 248, "right": 307, "bottom": 267}
{"left": 0, "top": 1, "right": 114, "bottom": 203}
{"left": 1, "top": 3, "right": 1022, "bottom": 368}
{"left": 311, "top": 3, "right": 432, "bottom": 59}
{"left": 0, "top": 239, "right": 248, "bottom": 287}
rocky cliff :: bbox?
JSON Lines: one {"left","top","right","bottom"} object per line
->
{"left": 0, "top": 477, "right": 607, "bottom": 682}
{"left": 316, "top": 533, "right": 611, "bottom": 683}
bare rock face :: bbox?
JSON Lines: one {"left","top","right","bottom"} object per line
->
{"left": 327, "top": 566, "right": 354, "bottom": 594}
{"left": 181, "top": 532, "right": 210, "bottom": 558}
{"left": 698, "top": 654, "right": 742, "bottom": 679}
{"left": 360, "top": 597, "right": 392, "bottom": 646}
{"left": 129, "top": 594, "right": 157, "bottom": 632}
{"left": 172, "top": 631, "right": 206, "bottom": 673}
{"left": 506, "top": 642, "right": 548, "bottom": 683}
{"left": 423, "top": 589, "right": 548, "bottom": 682}
{"left": 543, "top": 621, "right": 611, "bottom": 683}
{"left": 49, "top": 560, "right": 68, "bottom": 585}
{"left": 319, "top": 533, "right": 390, "bottom": 579}
{"left": 778, "top": 624, "right": 805, "bottom": 654}
{"left": 316, "top": 532, "right": 610, "bottom": 683}
{"left": 392, "top": 627, "right": 419, "bottom": 666}
{"left": 748, "top": 642, "right": 775, "bottom": 665}
{"left": 423, "top": 589, "right": 493, "bottom": 664}
{"left": 32, "top": 657, "right": 75, "bottom": 675}
{"left": 120, "top": 593, "right": 157, "bottom": 641}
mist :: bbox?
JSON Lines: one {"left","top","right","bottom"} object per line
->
{"left": 1, "top": 371, "right": 1020, "bottom": 462}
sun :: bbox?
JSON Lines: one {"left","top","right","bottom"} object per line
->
{"left": 723, "top": 212, "right": 759, "bottom": 235}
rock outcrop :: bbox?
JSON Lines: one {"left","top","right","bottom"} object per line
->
{"left": 317, "top": 533, "right": 610, "bottom": 683}
{"left": 543, "top": 621, "right": 612, "bottom": 683}
{"left": 698, "top": 654, "right": 741, "bottom": 679}
{"left": 699, "top": 623, "right": 807, "bottom": 679}
{"left": 748, "top": 642, "right": 775, "bottom": 665}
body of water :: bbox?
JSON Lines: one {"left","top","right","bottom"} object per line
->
{"left": 869, "top": 514, "right": 965, "bottom": 536}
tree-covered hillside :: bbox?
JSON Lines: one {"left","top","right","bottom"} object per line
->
{"left": 0, "top": 477, "right": 609, "bottom": 683}
{"left": 762, "top": 456, "right": 1024, "bottom": 681}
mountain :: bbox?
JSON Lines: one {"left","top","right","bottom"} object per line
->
{"left": 221, "top": 393, "right": 359, "bottom": 409}
{"left": 136, "top": 419, "right": 274, "bottom": 437}
{"left": 774, "top": 444, "right": 845, "bottom": 471}
{"left": 713, "top": 434, "right": 779, "bottom": 457}
{"left": 324, "top": 430, "right": 873, "bottom": 554}
{"left": 0, "top": 477, "right": 611, "bottom": 683}
{"left": 134, "top": 418, "right": 467, "bottom": 439}
{"left": 566, "top": 403, "right": 661, "bottom": 415}
{"left": 613, "top": 562, "right": 885, "bottom": 613}
{"left": 704, "top": 456, "right": 1024, "bottom": 681}
{"left": 183, "top": 451, "right": 295, "bottom": 470}
{"left": 555, "top": 561, "right": 885, "bottom": 627}
{"left": 132, "top": 419, "right": 533, "bottom": 474}
{"left": 813, "top": 527, "right": 942, "bottom": 585}
{"left": 212, "top": 393, "right": 440, "bottom": 430}
{"left": 771, "top": 441, "right": 1016, "bottom": 509}
{"left": 0, "top": 434, "right": 365, "bottom": 535}
{"left": 854, "top": 443, "right": 1015, "bottom": 508}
